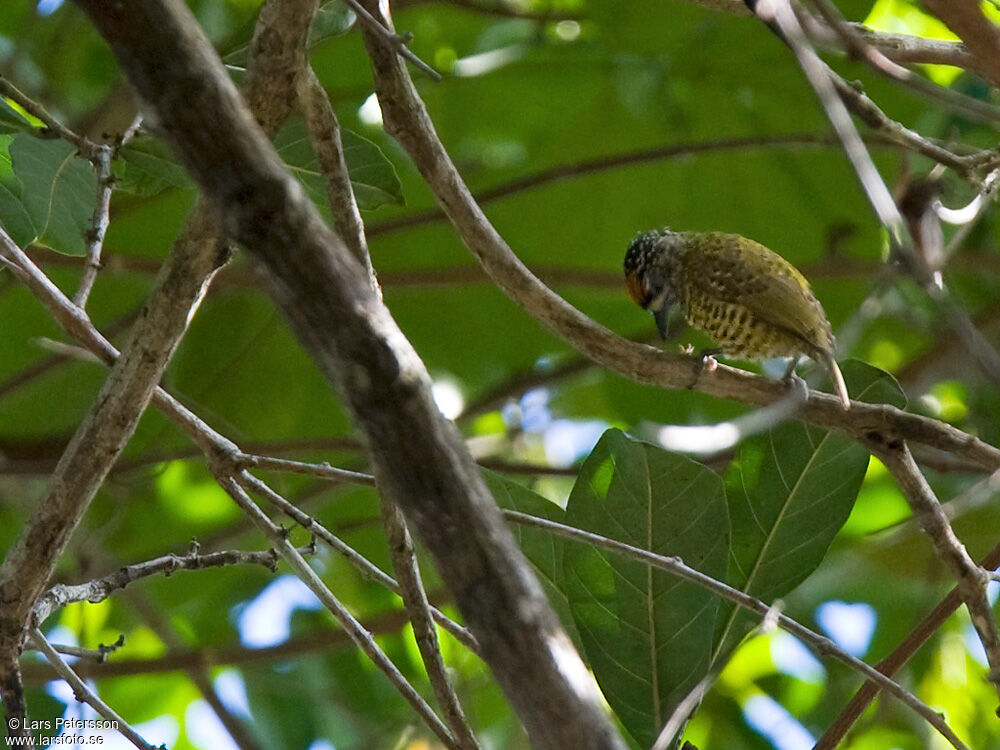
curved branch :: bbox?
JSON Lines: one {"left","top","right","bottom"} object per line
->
{"left": 357, "top": 0, "right": 1000, "bottom": 472}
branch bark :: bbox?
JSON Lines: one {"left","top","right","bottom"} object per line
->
{"left": 0, "top": 0, "right": 317, "bottom": 738}
{"left": 0, "top": 205, "right": 226, "bottom": 715}
{"left": 71, "top": 1, "right": 625, "bottom": 747}
{"left": 870, "top": 439, "right": 1000, "bottom": 698}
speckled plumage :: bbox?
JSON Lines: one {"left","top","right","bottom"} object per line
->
{"left": 624, "top": 228, "right": 850, "bottom": 408}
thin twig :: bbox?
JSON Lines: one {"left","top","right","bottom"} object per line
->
{"left": 847, "top": 23, "right": 979, "bottom": 71}
{"left": 236, "top": 470, "right": 479, "bottom": 653}
{"left": 923, "top": 0, "right": 1000, "bottom": 89}
{"left": 816, "top": 539, "right": 1000, "bottom": 749}
{"left": 0, "top": 76, "right": 99, "bottom": 159}
{"left": 382, "top": 498, "right": 481, "bottom": 749}
{"left": 73, "top": 144, "right": 114, "bottom": 307}
{"left": 804, "top": 0, "right": 1000, "bottom": 125}
{"left": 29, "top": 628, "right": 163, "bottom": 750}
{"left": 298, "top": 67, "right": 377, "bottom": 285}
{"left": 36, "top": 636, "right": 126, "bottom": 663}
{"left": 20, "top": 604, "right": 447, "bottom": 681}
{"left": 340, "top": 0, "right": 442, "bottom": 80}
{"left": 501, "top": 510, "right": 970, "bottom": 750}
{"left": 33, "top": 547, "right": 285, "bottom": 625}
{"left": 240, "top": 453, "right": 376, "bottom": 485}
{"left": 71, "top": 113, "right": 143, "bottom": 310}
{"left": 870, "top": 440, "right": 1000, "bottom": 699}
{"left": 215, "top": 473, "right": 458, "bottom": 748}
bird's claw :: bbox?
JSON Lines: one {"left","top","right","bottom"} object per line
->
{"left": 686, "top": 348, "right": 721, "bottom": 389}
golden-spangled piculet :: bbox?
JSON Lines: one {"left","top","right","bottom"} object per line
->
{"left": 624, "top": 228, "right": 850, "bottom": 409}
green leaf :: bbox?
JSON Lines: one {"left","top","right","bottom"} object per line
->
{"left": 309, "top": 0, "right": 356, "bottom": 45}
{"left": 113, "top": 134, "right": 192, "bottom": 197}
{"left": 9, "top": 132, "right": 96, "bottom": 256}
{"left": 0, "top": 99, "right": 32, "bottom": 134}
{"left": 0, "top": 180, "right": 35, "bottom": 248}
{"left": 275, "top": 119, "right": 404, "bottom": 210}
{"left": 486, "top": 469, "right": 565, "bottom": 582}
{"left": 562, "top": 428, "right": 728, "bottom": 748}
{"left": 484, "top": 469, "right": 583, "bottom": 648}
{"left": 714, "top": 360, "right": 903, "bottom": 659}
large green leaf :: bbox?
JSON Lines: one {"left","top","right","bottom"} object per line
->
{"left": 9, "top": 132, "right": 97, "bottom": 256}
{"left": 275, "top": 118, "right": 404, "bottom": 211}
{"left": 484, "top": 469, "right": 582, "bottom": 648}
{"left": 563, "top": 428, "right": 729, "bottom": 748}
{"left": 714, "top": 360, "right": 905, "bottom": 659}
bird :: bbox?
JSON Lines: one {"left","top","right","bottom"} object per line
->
{"left": 624, "top": 228, "right": 850, "bottom": 409}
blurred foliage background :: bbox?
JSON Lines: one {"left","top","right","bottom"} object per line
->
{"left": 2, "top": 0, "right": 1000, "bottom": 747}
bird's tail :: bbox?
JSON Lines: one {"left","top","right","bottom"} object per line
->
{"left": 823, "top": 352, "right": 850, "bottom": 410}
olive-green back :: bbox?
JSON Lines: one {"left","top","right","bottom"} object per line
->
{"left": 674, "top": 232, "right": 833, "bottom": 355}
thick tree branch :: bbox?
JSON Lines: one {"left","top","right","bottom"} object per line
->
{"left": 298, "top": 63, "right": 476, "bottom": 746}
{"left": 71, "top": 1, "right": 625, "bottom": 747}
{"left": 0, "top": 2, "right": 319, "bottom": 739}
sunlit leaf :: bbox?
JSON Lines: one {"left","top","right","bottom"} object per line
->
{"left": 0, "top": 99, "right": 32, "bottom": 134}
{"left": 714, "top": 361, "right": 904, "bottom": 659}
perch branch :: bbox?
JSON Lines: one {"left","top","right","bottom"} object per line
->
{"left": 354, "top": 0, "right": 1000, "bottom": 471}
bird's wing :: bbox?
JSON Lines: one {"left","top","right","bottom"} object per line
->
{"left": 691, "top": 237, "right": 832, "bottom": 353}
{"left": 739, "top": 270, "right": 833, "bottom": 353}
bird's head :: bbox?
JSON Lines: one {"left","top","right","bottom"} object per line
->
{"left": 624, "top": 229, "right": 681, "bottom": 339}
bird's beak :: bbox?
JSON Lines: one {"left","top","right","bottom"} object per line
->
{"left": 653, "top": 305, "right": 670, "bottom": 340}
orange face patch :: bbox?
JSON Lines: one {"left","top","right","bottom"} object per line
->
{"left": 626, "top": 272, "right": 650, "bottom": 308}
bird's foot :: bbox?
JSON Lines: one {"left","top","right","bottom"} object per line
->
{"left": 781, "top": 369, "right": 810, "bottom": 403}
{"left": 686, "top": 348, "right": 721, "bottom": 389}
